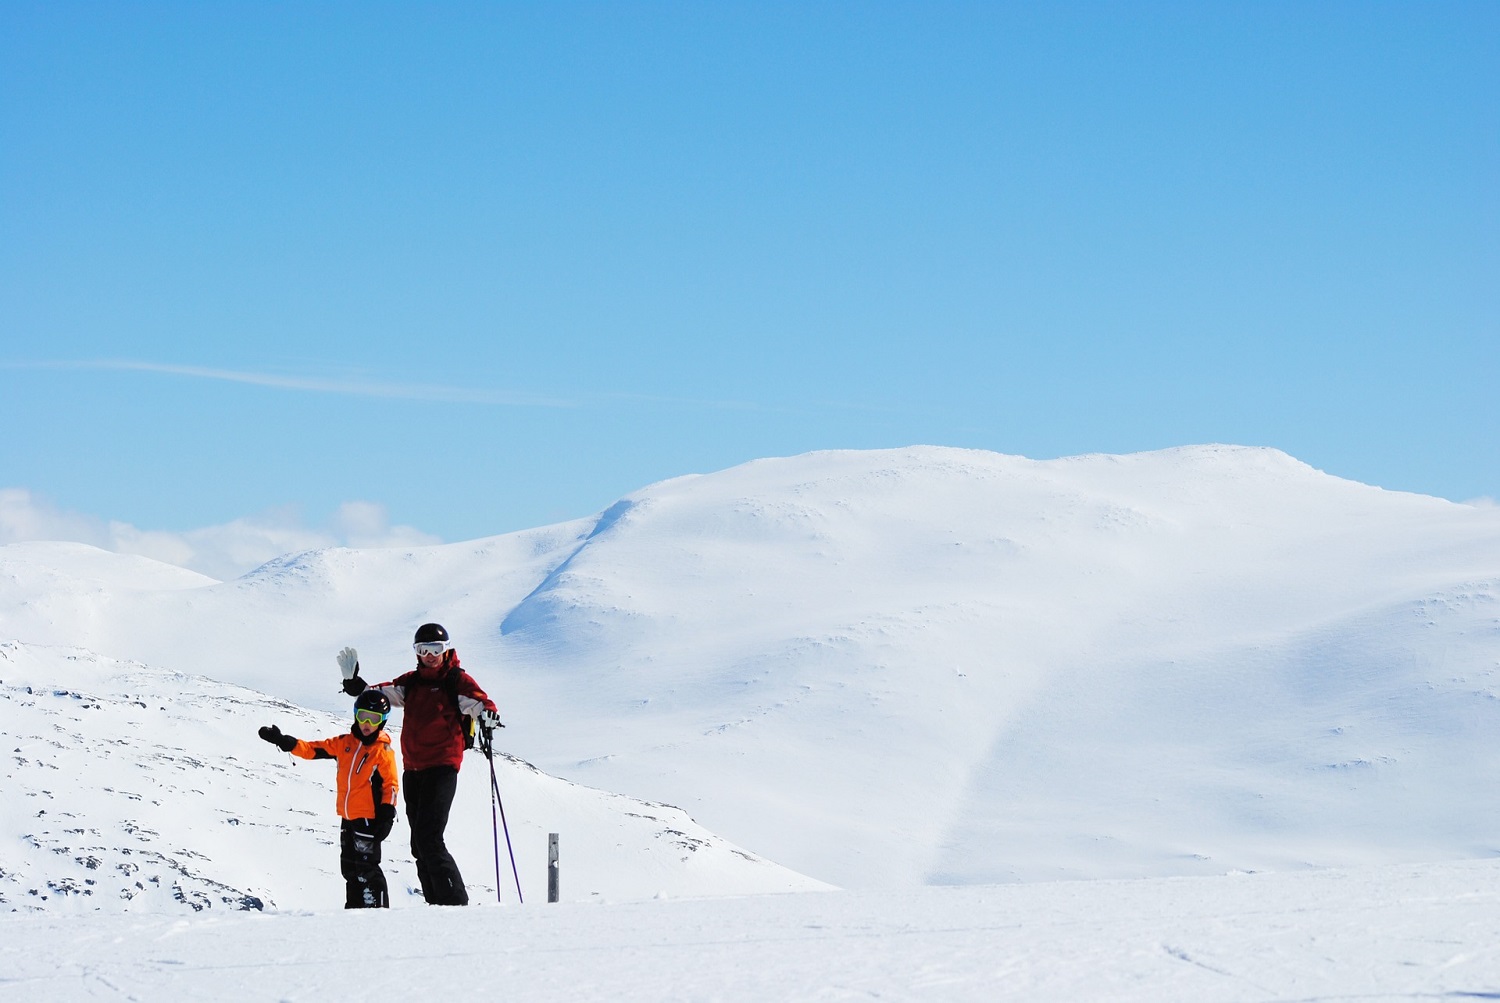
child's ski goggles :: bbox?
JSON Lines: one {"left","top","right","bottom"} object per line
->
{"left": 354, "top": 709, "right": 387, "bottom": 727}
{"left": 413, "top": 641, "right": 447, "bottom": 657}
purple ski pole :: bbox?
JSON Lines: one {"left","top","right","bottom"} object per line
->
{"left": 480, "top": 724, "right": 523, "bottom": 903}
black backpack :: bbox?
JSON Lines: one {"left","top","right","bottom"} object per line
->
{"left": 439, "top": 667, "right": 477, "bottom": 751}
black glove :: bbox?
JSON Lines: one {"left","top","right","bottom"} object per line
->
{"left": 258, "top": 725, "right": 298, "bottom": 753}
{"left": 341, "top": 675, "right": 367, "bottom": 697}
{"left": 373, "top": 802, "right": 396, "bottom": 842}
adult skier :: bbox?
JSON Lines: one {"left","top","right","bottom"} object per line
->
{"left": 338, "top": 623, "right": 501, "bottom": 906}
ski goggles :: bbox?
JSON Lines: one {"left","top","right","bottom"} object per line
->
{"left": 354, "top": 709, "right": 387, "bottom": 727}
{"left": 413, "top": 641, "right": 448, "bottom": 657}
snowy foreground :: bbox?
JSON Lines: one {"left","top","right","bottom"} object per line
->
{"left": 7, "top": 859, "right": 1500, "bottom": 1001}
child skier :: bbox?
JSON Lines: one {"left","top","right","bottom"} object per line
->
{"left": 258, "top": 689, "right": 399, "bottom": 908}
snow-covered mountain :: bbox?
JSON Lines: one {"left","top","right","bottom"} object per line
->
{"left": 3, "top": 444, "right": 1499, "bottom": 903}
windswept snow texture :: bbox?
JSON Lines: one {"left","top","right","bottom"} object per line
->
{"left": 3, "top": 445, "right": 1500, "bottom": 894}
{"left": 0, "top": 641, "right": 825, "bottom": 913}
{"left": 6, "top": 859, "right": 1500, "bottom": 1001}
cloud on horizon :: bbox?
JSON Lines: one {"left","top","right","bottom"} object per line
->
{"left": 0, "top": 488, "right": 441, "bottom": 582}
{"left": 4, "top": 359, "right": 578, "bottom": 407}
{"left": 4, "top": 359, "right": 780, "bottom": 413}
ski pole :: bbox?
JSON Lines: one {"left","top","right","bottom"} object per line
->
{"left": 479, "top": 725, "right": 503, "bottom": 903}
{"left": 494, "top": 763, "right": 523, "bottom": 903}
{"left": 484, "top": 731, "right": 503, "bottom": 903}
{"left": 481, "top": 725, "right": 524, "bottom": 903}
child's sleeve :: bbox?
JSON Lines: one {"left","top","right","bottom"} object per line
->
{"left": 291, "top": 736, "right": 339, "bottom": 761}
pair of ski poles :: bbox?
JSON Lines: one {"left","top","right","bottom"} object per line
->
{"left": 478, "top": 722, "right": 524, "bottom": 903}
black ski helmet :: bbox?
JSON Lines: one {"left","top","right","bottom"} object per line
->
{"left": 413, "top": 623, "right": 449, "bottom": 645}
{"left": 354, "top": 689, "right": 391, "bottom": 717}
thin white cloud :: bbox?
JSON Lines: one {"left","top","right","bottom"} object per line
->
{"left": 0, "top": 488, "right": 441, "bottom": 582}
{"left": 6, "top": 359, "right": 578, "bottom": 407}
{"left": 4, "top": 358, "right": 809, "bottom": 413}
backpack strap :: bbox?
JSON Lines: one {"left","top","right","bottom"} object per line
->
{"left": 439, "top": 664, "right": 461, "bottom": 701}
{"left": 439, "top": 665, "right": 477, "bottom": 750}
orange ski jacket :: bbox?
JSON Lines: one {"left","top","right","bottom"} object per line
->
{"left": 292, "top": 729, "right": 399, "bottom": 821}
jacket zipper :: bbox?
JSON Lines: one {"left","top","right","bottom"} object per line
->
{"left": 344, "top": 743, "right": 371, "bottom": 818}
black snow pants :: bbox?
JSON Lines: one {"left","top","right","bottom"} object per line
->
{"left": 340, "top": 819, "right": 389, "bottom": 909}
{"left": 404, "top": 765, "right": 469, "bottom": 906}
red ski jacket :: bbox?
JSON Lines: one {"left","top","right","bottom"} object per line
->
{"left": 372, "top": 652, "right": 497, "bottom": 772}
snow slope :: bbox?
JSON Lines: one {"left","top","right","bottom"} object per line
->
{"left": 0, "top": 640, "right": 826, "bottom": 913}
{"left": 3, "top": 445, "right": 1499, "bottom": 894}
{"left": 493, "top": 445, "right": 1500, "bottom": 887}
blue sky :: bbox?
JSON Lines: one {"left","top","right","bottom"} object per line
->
{"left": 2, "top": 2, "right": 1496, "bottom": 564}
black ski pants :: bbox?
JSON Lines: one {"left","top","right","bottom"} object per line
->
{"left": 404, "top": 765, "right": 469, "bottom": 906}
{"left": 340, "top": 819, "right": 389, "bottom": 909}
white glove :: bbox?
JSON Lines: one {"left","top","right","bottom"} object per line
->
{"left": 478, "top": 708, "right": 503, "bottom": 731}
{"left": 336, "top": 647, "right": 360, "bottom": 680}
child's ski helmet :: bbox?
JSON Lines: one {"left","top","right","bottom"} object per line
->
{"left": 354, "top": 689, "right": 391, "bottom": 717}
